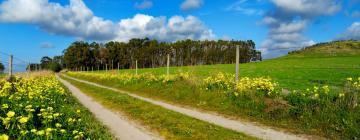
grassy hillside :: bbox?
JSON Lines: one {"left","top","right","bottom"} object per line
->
{"left": 91, "top": 40, "right": 360, "bottom": 90}
{"left": 287, "top": 40, "right": 360, "bottom": 57}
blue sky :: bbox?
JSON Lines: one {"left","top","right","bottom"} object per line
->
{"left": 0, "top": 0, "right": 359, "bottom": 71}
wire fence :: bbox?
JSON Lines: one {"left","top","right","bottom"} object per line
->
{"left": 0, "top": 50, "right": 36, "bottom": 76}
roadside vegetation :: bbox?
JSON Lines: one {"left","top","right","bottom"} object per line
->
{"left": 0, "top": 74, "right": 4, "bottom": 79}
{"left": 65, "top": 71, "right": 360, "bottom": 139}
{"left": 64, "top": 40, "right": 360, "bottom": 139}
{"left": 0, "top": 72, "right": 113, "bottom": 139}
{"left": 60, "top": 75, "right": 257, "bottom": 140}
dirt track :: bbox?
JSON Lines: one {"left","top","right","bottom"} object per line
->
{"left": 57, "top": 75, "right": 161, "bottom": 140}
{"left": 60, "top": 74, "right": 312, "bottom": 140}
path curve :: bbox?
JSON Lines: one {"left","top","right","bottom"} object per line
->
{"left": 57, "top": 75, "right": 161, "bottom": 140}
{"left": 61, "top": 74, "right": 314, "bottom": 140}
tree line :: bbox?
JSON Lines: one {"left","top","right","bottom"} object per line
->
{"left": 33, "top": 38, "right": 261, "bottom": 72}
{"left": 28, "top": 56, "right": 62, "bottom": 72}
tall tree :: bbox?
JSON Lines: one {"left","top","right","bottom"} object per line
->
{"left": 40, "top": 56, "right": 52, "bottom": 69}
{"left": 0, "top": 63, "right": 4, "bottom": 73}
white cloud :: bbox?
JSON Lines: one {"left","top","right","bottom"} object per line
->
{"left": 0, "top": 0, "right": 115, "bottom": 40}
{"left": 271, "top": 0, "right": 341, "bottom": 17}
{"left": 260, "top": 0, "right": 341, "bottom": 58}
{"left": 261, "top": 18, "right": 312, "bottom": 52}
{"left": 226, "top": 0, "right": 264, "bottom": 16}
{"left": 0, "top": 0, "right": 214, "bottom": 42}
{"left": 269, "top": 20, "right": 307, "bottom": 34}
{"left": 180, "top": 0, "right": 203, "bottom": 11}
{"left": 134, "top": 0, "right": 153, "bottom": 10}
{"left": 338, "top": 22, "right": 360, "bottom": 40}
{"left": 116, "top": 14, "right": 214, "bottom": 42}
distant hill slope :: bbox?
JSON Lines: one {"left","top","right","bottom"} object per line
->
{"left": 287, "top": 40, "right": 360, "bottom": 57}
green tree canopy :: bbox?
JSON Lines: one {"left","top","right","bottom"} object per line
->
{"left": 0, "top": 62, "right": 4, "bottom": 73}
{"left": 61, "top": 38, "right": 261, "bottom": 70}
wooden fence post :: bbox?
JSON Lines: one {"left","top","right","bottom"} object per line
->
{"left": 8, "top": 55, "right": 13, "bottom": 77}
{"left": 167, "top": 54, "right": 170, "bottom": 76}
{"left": 235, "top": 45, "right": 239, "bottom": 82}
{"left": 135, "top": 60, "right": 138, "bottom": 75}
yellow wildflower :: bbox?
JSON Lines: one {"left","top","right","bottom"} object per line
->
{"left": 53, "top": 113, "right": 60, "bottom": 117}
{"left": 20, "top": 130, "right": 28, "bottom": 135}
{"left": 1, "top": 104, "right": 8, "bottom": 109}
{"left": 322, "top": 85, "right": 330, "bottom": 94}
{"left": 0, "top": 134, "right": 9, "bottom": 140}
{"left": 55, "top": 123, "right": 62, "bottom": 128}
{"left": 2, "top": 118, "right": 10, "bottom": 125}
{"left": 339, "top": 93, "right": 345, "bottom": 98}
{"left": 19, "top": 117, "right": 29, "bottom": 124}
{"left": 46, "top": 128, "right": 52, "bottom": 133}
{"left": 37, "top": 130, "right": 45, "bottom": 136}
{"left": 314, "top": 94, "right": 319, "bottom": 98}
{"left": 6, "top": 111, "right": 15, "bottom": 118}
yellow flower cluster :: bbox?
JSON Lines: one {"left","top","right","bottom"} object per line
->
{"left": 68, "top": 72, "right": 192, "bottom": 85}
{"left": 234, "top": 77, "right": 277, "bottom": 96}
{"left": 348, "top": 77, "right": 360, "bottom": 90}
{"left": 203, "top": 73, "right": 235, "bottom": 90}
{"left": 0, "top": 75, "right": 86, "bottom": 139}
{"left": 297, "top": 85, "right": 333, "bottom": 99}
{"left": 203, "top": 73, "right": 278, "bottom": 97}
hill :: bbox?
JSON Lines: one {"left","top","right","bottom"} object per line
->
{"left": 287, "top": 40, "right": 360, "bottom": 57}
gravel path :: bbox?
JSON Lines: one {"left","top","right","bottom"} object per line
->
{"left": 61, "top": 74, "right": 311, "bottom": 140}
{"left": 57, "top": 75, "right": 162, "bottom": 140}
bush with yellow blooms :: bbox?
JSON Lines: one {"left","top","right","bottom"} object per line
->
{"left": 0, "top": 75, "right": 111, "bottom": 139}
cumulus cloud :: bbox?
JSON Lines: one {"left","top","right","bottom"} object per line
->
{"left": 116, "top": 14, "right": 214, "bottom": 42}
{"left": 180, "top": 0, "right": 203, "bottom": 11}
{"left": 0, "top": 0, "right": 115, "bottom": 40}
{"left": 260, "top": 0, "right": 341, "bottom": 58}
{"left": 134, "top": 0, "right": 153, "bottom": 10}
{"left": 337, "top": 22, "right": 360, "bottom": 40}
{"left": 0, "top": 0, "right": 214, "bottom": 42}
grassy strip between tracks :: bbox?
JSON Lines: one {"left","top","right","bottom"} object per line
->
{"left": 60, "top": 75, "right": 257, "bottom": 140}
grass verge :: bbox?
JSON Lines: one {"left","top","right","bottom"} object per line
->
{"left": 59, "top": 82, "right": 114, "bottom": 139}
{"left": 64, "top": 72, "right": 360, "bottom": 139}
{"left": 60, "top": 75, "right": 257, "bottom": 140}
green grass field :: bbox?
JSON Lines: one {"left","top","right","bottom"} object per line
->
{"left": 95, "top": 55, "right": 360, "bottom": 91}
{"left": 0, "top": 73, "right": 5, "bottom": 79}
{"left": 87, "top": 41, "right": 360, "bottom": 91}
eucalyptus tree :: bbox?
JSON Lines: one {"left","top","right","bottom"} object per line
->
{"left": 61, "top": 38, "right": 260, "bottom": 70}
